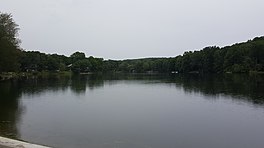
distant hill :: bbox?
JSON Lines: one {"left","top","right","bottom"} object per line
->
{"left": 171, "top": 36, "right": 264, "bottom": 73}
{"left": 16, "top": 36, "right": 264, "bottom": 74}
{"left": 104, "top": 36, "right": 264, "bottom": 73}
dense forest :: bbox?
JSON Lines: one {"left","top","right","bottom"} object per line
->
{"left": 0, "top": 12, "right": 264, "bottom": 75}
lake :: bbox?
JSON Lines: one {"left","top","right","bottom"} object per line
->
{"left": 0, "top": 74, "right": 264, "bottom": 148}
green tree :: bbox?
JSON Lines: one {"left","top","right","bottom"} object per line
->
{"left": 46, "top": 56, "right": 60, "bottom": 71}
{"left": 0, "top": 12, "right": 21, "bottom": 72}
{"left": 70, "top": 52, "right": 85, "bottom": 63}
{"left": 71, "top": 59, "right": 91, "bottom": 73}
{"left": 103, "top": 60, "right": 119, "bottom": 72}
{"left": 88, "top": 56, "right": 103, "bottom": 72}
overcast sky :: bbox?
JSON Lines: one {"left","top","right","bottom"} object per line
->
{"left": 1, "top": 0, "right": 263, "bottom": 59}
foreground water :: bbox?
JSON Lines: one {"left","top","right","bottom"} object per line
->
{"left": 0, "top": 74, "right": 264, "bottom": 148}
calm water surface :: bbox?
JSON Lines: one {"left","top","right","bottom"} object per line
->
{"left": 0, "top": 74, "right": 264, "bottom": 148}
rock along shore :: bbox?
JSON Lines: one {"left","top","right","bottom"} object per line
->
{"left": 0, "top": 136, "right": 51, "bottom": 148}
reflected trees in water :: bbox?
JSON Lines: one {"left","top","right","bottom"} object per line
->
{"left": 0, "top": 74, "right": 263, "bottom": 139}
{"left": 0, "top": 81, "right": 23, "bottom": 139}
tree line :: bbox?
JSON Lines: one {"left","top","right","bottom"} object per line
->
{"left": 1, "top": 12, "right": 264, "bottom": 74}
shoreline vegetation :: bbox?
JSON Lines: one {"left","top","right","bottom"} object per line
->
{"left": 1, "top": 70, "right": 264, "bottom": 82}
{"left": 1, "top": 12, "right": 264, "bottom": 81}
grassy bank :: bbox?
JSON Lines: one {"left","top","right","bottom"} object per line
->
{"left": 0, "top": 71, "right": 72, "bottom": 81}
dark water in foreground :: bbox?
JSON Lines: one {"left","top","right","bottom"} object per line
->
{"left": 0, "top": 74, "right": 264, "bottom": 148}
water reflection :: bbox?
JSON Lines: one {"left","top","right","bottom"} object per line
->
{"left": 168, "top": 74, "right": 264, "bottom": 105}
{"left": 0, "top": 81, "right": 23, "bottom": 139}
{"left": 0, "top": 73, "right": 264, "bottom": 141}
{"left": 70, "top": 74, "right": 104, "bottom": 94}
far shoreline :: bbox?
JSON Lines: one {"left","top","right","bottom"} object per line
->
{"left": 1, "top": 70, "right": 264, "bottom": 82}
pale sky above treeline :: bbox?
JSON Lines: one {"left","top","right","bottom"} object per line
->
{"left": 1, "top": 0, "right": 263, "bottom": 59}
